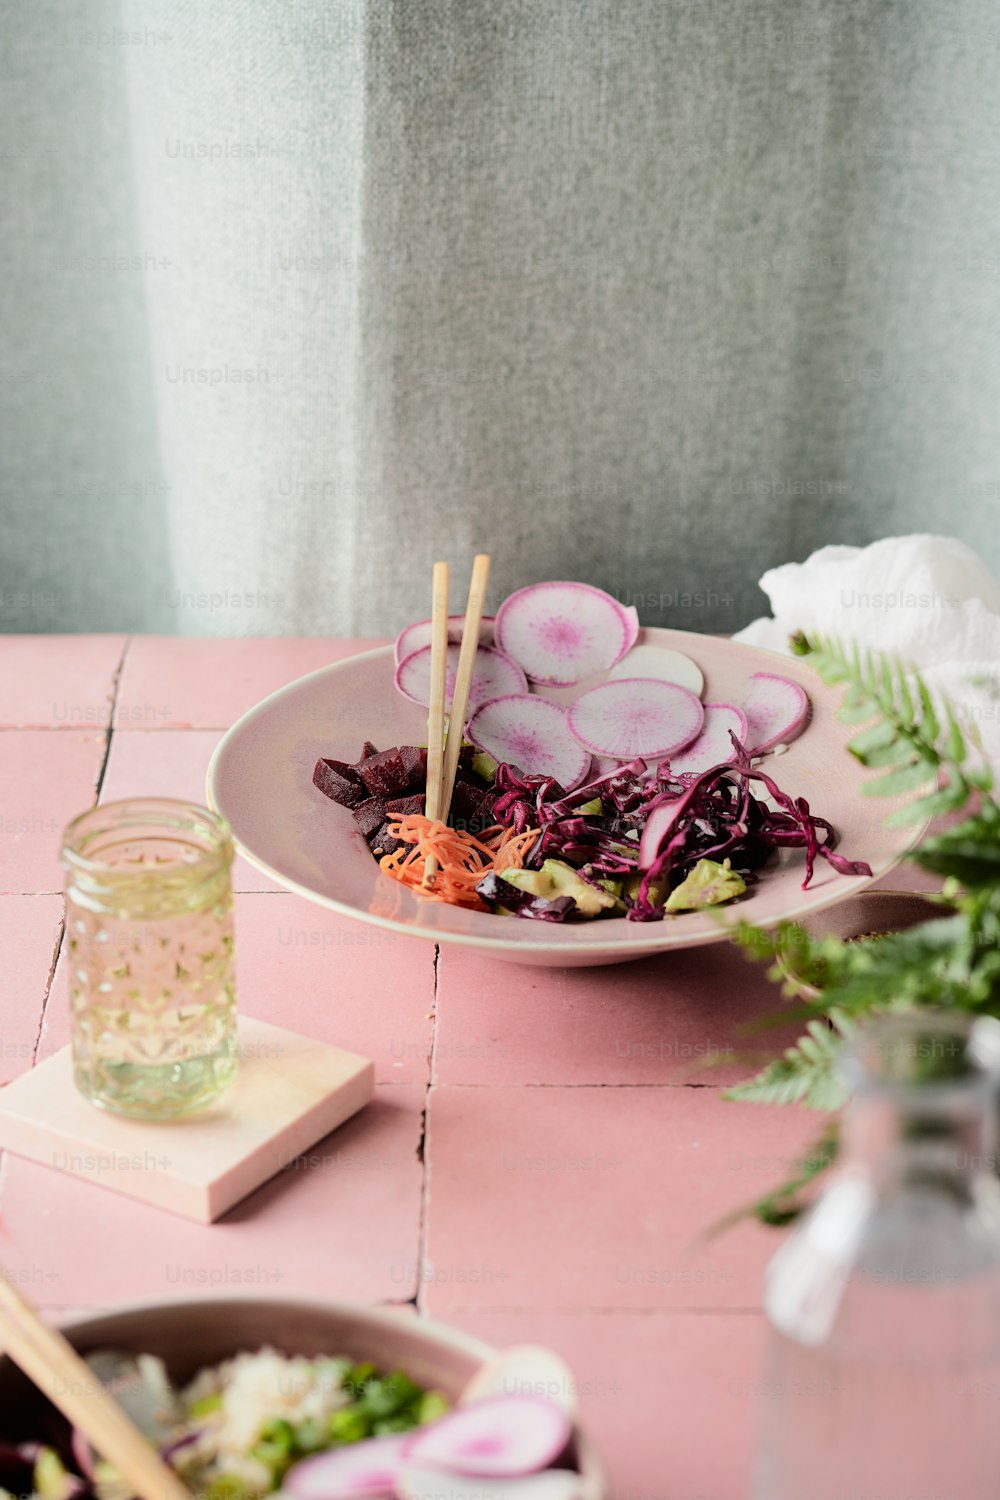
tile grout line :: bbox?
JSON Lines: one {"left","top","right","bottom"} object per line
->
{"left": 1, "top": 639, "right": 132, "bottom": 1224}
{"left": 29, "top": 638, "right": 132, "bottom": 1073}
{"left": 413, "top": 944, "right": 441, "bottom": 1313}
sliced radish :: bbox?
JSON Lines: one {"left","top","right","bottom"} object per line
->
{"left": 742, "top": 673, "right": 811, "bottom": 754}
{"left": 403, "top": 1394, "right": 571, "bottom": 1478}
{"left": 638, "top": 798, "right": 684, "bottom": 869}
{"left": 395, "top": 644, "right": 528, "bottom": 710}
{"left": 467, "top": 696, "right": 591, "bottom": 790}
{"left": 608, "top": 644, "right": 703, "bottom": 696}
{"left": 395, "top": 614, "right": 496, "bottom": 665}
{"left": 283, "top": 1434, "right": 406, "bottom": 1499}
{"left": 461, "top": 1347, "right": 579, "bottom": 1418}
{"left": 666, "top": 703, "right": 748, "bottom": 775}
{"left": 567, "top": 679, "right": 704, "bottom": 760}
{"left": 494, "top": 582, "right": 638, "bottom": 686}
{"left": 398, "top": 1467, "right": 584, "bottom": 1500}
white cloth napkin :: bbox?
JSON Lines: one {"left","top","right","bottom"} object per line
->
{"left": 734, "top": 535, "right": 1000, "bottom": 775}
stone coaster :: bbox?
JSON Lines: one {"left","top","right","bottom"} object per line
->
{"left": 0, "top": 1019, "right": 374, "bottom": 1223}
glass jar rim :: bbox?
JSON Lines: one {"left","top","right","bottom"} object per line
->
{"left": 61, "top": 797, "right": 234, "bottom": 882}
{"left": 841, "top": 1012, "right": 1000, "bottom": 1108}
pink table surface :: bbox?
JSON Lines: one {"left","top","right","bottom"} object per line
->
{"left": 0, "top": 636, "right": 940, "bottom": 1499}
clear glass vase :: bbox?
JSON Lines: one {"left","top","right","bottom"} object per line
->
{"left": 755, "top": 1013, "right": 1000, "bottom": 1500}
{"left": 61, "top": 798, "right": 238, "bottom": 1120}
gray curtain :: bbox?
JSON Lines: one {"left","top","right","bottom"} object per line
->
{"left": 3, "top": 0, "right": 999, "bottom": 638}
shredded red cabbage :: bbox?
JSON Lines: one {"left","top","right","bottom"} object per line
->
{"left": 487, "top": 737, "right": 872, "bottom": 922}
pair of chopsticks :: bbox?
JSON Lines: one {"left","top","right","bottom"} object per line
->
{"left": 0, "top": 1271, "right": 191, "bottom": 1500}
{"left": 423, "top": 553, "right": 491, "bottom": 887}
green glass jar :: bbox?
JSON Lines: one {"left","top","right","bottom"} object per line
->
{"left": 61, "top": 799, "right": 238, "bottom": 1119}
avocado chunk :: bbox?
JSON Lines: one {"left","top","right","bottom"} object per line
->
{"left": 497, "top": 859, "right": 622, "bottom": 917}
{"left": 496, "top": 867, "right": 554, "bottom": 899}
{"left": 34, "top": 1452, "right": 78, "bottom": 1500}
{"left": 625, "top": 871, "right": 669, "bottom": 909}
{"left": 664, "top": 858, "right": 747, "bottom": 912}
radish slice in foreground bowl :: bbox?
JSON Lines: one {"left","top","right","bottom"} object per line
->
{"left": 494, "top": 582, "right": 638, "bottom": 686}
{"left": 742, "top": 672, "right": 811, "bottom": 754}
{"left": 460, "top": 1346, "right": 579, "bottom": 1418}
{"left": 403, "top": 1394, "right": 571, "bottom": 1478}
{"left": 283, "top": 1433, "right": 406, "bottom": 1499}
{"left": 395, "top": 614, "right": 496, "bottom": 665}
{"left": 567, "top": 679, "right": 704, "bottom": 761}
{"left": 467, "top": 695, "right": 592, "bottom": 790}
{"left": 608, "top": 644, "right": 703, "bottom": 696}
{"left": 398, "top": 1467, "right": 585, "bottom": 1500}
{"left": 395, "top": 644, "right": 528, "bottom": 710}
{"left": 667, "top": 703, "right": 748, "bottom": 775}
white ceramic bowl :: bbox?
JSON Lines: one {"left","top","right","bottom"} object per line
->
{"left": 0, "top": 1296, "right": 605, "bottom": 1494}
{"left": 208, "top": 629, "right": 921, "bottom": 967}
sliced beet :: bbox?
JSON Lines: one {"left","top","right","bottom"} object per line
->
{"left": 466, "top": 695, "right": 591, "bottom": 791}
{"left": 395, "top": 644, "right": 528, "bottom": 710}
{"left": 742, "top": 673, "right": 811, "bottom": 754}
{"left": 370, "top": 822, "right": 410, "bottom": 858}
{"left": 399, "top": 744, "right": 428, "bottom": 784}
{"left": 353, "top": 799, "right": 388, "bottom": 841}
{"left": 494, "top": 581, "right": 639, "bottom": 686}
{"left": 359, "top": 747, "right": 412, "bottom": 798}
{"left": 386, "top": 794, "right": 425, "bottom": 816}
{"left": 313, "top": 757, "right": 367, "bottom": 808}
{"left": 449, "top": 782, "right": 497, "bottom": 835}
{"left": 667, "top": 703, "right": 748, "bottom": 775}
{"left": 359, "top": 740, "right": 380, "bottom": 761}
{"left": 567, "top": 679, "right": 704, "bottom": 760}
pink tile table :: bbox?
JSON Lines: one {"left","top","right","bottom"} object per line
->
{"left": 0, "top": 634, "right": 913, "bottom": 1498}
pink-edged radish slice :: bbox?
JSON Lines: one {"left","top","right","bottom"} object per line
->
{"left": 467, "top": 695, "right": 591, "bottom": 790}
{"left": 283, "top": 1434, "right": 406, "bottom": 1499}
{"left": 395, "top": 643, "right": 528, "bottom": 710}
{"left": 638, "top": 797, "right": 684, "bottom": 869}
{"left": 398, "top": 1467, "right": 585, "bottom": 1500}
{"left": 567, "top": 679, "right": 704, "bottom": 761}
{"left": 460, "top": 1347, "right": 578, "bottom": 1418}
{"left": 395, "top": 614, "right": 496, "bottom": 665}
{"left": 608, "top": 644, "right": 703, "bottom": 695}
{"left": 494, "top": 582, "right": 638, "bottom": 686}
{"left": 742, "top": 672, "right": 811, "bottom": 754}
{"left": 402, "top": 1394, "right": 571, "bottom": 1478}
{"left": 667, "top": 703, "right": 748, "bottom": 775}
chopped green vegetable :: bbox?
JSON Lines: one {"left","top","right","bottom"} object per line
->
{"left": 328, "top": 1407, "right": 371, "bottom": 1444}
{"left": 188, "top": 1391, "right": 224, "bottom": 1418}
{"left": 416, "top": 1389, "right": 450, "bottom": 1425}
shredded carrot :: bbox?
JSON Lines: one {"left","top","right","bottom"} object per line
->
{"left": 378, "top": 816, "right": 540, "bottom": 909}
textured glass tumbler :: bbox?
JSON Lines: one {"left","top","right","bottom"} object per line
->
{"left": 755, "top": 1013, "right": 1000, "bottom": 1500}
{"left": 61, "top": 799, "right": 238, "bottom": 1120}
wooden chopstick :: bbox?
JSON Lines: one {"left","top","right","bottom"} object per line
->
{"left": 422, "top": 560, "right": 450, "bottom": 887}
{"left": 440, "top": 553, "right": 491, "bottom": 822}
{"left": 0, "top": 1272, "right": 191, "bottom": 1500}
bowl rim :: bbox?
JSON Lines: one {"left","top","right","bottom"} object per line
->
{"left": 206, "top": 636, "right": 927, "bottom": 959}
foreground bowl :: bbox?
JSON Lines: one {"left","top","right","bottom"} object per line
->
{"left": 0, "top": 1297, "right": 605, "bottom": 1493}
{"left": 207, "top": 628, "right": 924, "bottom": 967}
